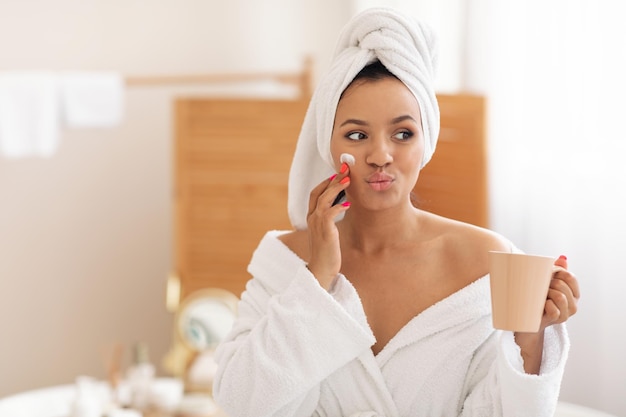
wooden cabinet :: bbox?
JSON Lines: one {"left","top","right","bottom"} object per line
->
{"left": 173, "top": 94, "right": 486, "bottom": 298}
{"left": 174, "top": 98, "right": 309, "bottom": 298}
{"left": 414, "top": 94, "right": 488, "bottom": 228}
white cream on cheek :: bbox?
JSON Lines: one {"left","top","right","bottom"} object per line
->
{"left": 340, "top": 153, "right": 355, "bottom": 166}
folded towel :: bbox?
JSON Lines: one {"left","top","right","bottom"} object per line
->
{"left": 287, "top": 7, "right": 440, "bottom": 229}
{"left": 0, "top": 71, "right": 60, "bottom": 158}
{"left": 60, "top": 71, "right": 124, "bottom": 128}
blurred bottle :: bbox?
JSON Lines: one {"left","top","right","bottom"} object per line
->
{"left": 126, "top": 342, "right": 155, "bottom": 410}
{"left": 70, "top": 376, "right": 103, "bottom": 417}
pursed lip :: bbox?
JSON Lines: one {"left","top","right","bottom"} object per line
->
{"left": 366, "top": 172, "right": 394, "bottom": 191}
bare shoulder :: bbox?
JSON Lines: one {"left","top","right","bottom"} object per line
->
{"left": 452, "top": 219, "right": 511, "bottom": 253}
{"left": 277, "top": 229, "right": 310, "bottom": 262}
{"left": 424, "top": 212, "right": 510, "bottom": 252}
{"left": 421, "top": 212, "right": 513, "bottom": 279}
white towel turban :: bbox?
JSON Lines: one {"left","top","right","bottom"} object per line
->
{"left": 287, "top": 7, "right": 440, "bottom": 230}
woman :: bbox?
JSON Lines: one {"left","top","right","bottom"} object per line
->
{"left": 213, "top": 8, "right": 579, "bottom": 417}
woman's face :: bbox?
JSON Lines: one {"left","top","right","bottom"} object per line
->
{"left": 330, "top": 76, "right": 424, "bottom": 211}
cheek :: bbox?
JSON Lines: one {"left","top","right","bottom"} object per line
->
{"left": 401, "top": 146, "right": 424, "bottom": 184}
{"left": 329, "top": 136, "right": 345, "bottom": 169}
{"left": 407, "top": 139, "right": 425, "bottom": 168}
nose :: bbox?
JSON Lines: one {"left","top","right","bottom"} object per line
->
{"left": 365, "top": 136, "right": 393, "bottom": 168}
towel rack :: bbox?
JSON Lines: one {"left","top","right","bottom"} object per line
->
{"left": 124, "top": 56, "right": 313, "bottom": 99}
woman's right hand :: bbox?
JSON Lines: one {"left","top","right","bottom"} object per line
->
{"left": 305, "top": 163, "right": 351, "bottom": 290}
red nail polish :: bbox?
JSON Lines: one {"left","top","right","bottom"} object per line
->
{"left": 340, "top": 176, "right": 350, "bottom": 184}
{"left": 341, "top": 201, "right": 351, "bottom": 207}
{"left": 340, "top": 163, "right": 348, "bottom": 174}
{"left": 329, "top": 174, "right": 337, "bottom": 181}
{"left": 559, "top": 255, "right": 567, "bottom": 260}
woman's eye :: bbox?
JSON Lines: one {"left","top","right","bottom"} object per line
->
{"left": 393, "top": 130, "right": 414, "bottom": 141}
{"left": 347, "top": 132, "right": 366, "bottom": 141}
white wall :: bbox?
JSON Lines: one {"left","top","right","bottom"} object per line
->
{"left": 0, "top": 0, "right": 350, "bottom": 396}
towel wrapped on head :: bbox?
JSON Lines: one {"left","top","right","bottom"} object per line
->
{"left": 287, "top": 7, "right": 440, "bottom": 230}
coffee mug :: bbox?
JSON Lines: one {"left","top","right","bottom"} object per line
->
{"left": 488, "top": 251, "right": 555, "bottom": 332}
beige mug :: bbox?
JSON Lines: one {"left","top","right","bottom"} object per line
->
{"left": 488, "top": 251, "right": 555, "bottom": 332}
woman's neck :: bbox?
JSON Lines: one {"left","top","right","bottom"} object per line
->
{"left": 338, "top": 204, "right": 422, "bottom": 255}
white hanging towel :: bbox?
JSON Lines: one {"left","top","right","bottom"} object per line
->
{"left": 60, "top": 71, "right": 124, "bottom": 128}
{"left": 0, "top": 71, "right": 60, "bottom": 158}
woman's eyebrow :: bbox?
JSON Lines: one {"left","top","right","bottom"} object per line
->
{"left": 339, "top": 114, "right": 418, "bottom": 127}
{"left": 339, "top": 118, "right": 368, "bottom": 127}
{"left": 390, "top": 114, "right": 418, "bottom": 124}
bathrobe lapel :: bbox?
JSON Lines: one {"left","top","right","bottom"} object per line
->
{"left": 347, "top": 278, "right": 491, "bottom": 417}
{"left": 375, "top": 276, "right": 491, "bottom": 368}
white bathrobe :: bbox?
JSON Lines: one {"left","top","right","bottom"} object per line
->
{"left": 213, "top": 231, "right": 569, "bottom": 417}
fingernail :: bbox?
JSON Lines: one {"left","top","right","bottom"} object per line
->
{"left": 340, "top": 163, "right": 348, "bottom": 174}
{"left": 329, "top": 174, "right": 337, "bottom": 181}
{"left": 341, "top": 201, "right": 351, "bottom": 207}
{"left": 340, "top": 176, "right": 350, "bottom": 184}
{"left": 559, "top": 255, "right": 567, "bottom": 260}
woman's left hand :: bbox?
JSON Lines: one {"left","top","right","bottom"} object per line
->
{"left": 540, "top": 255, "right": 580, "bottom": 330}
{"left": 514, "top": 255, "right": 580, "bottom": 374}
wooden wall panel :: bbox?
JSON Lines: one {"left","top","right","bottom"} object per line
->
{"left": 174, "top": 98, "right": 309, "bottom": 298}
{"left": 413, "top": 94, "right": 487, "bottom": 228}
